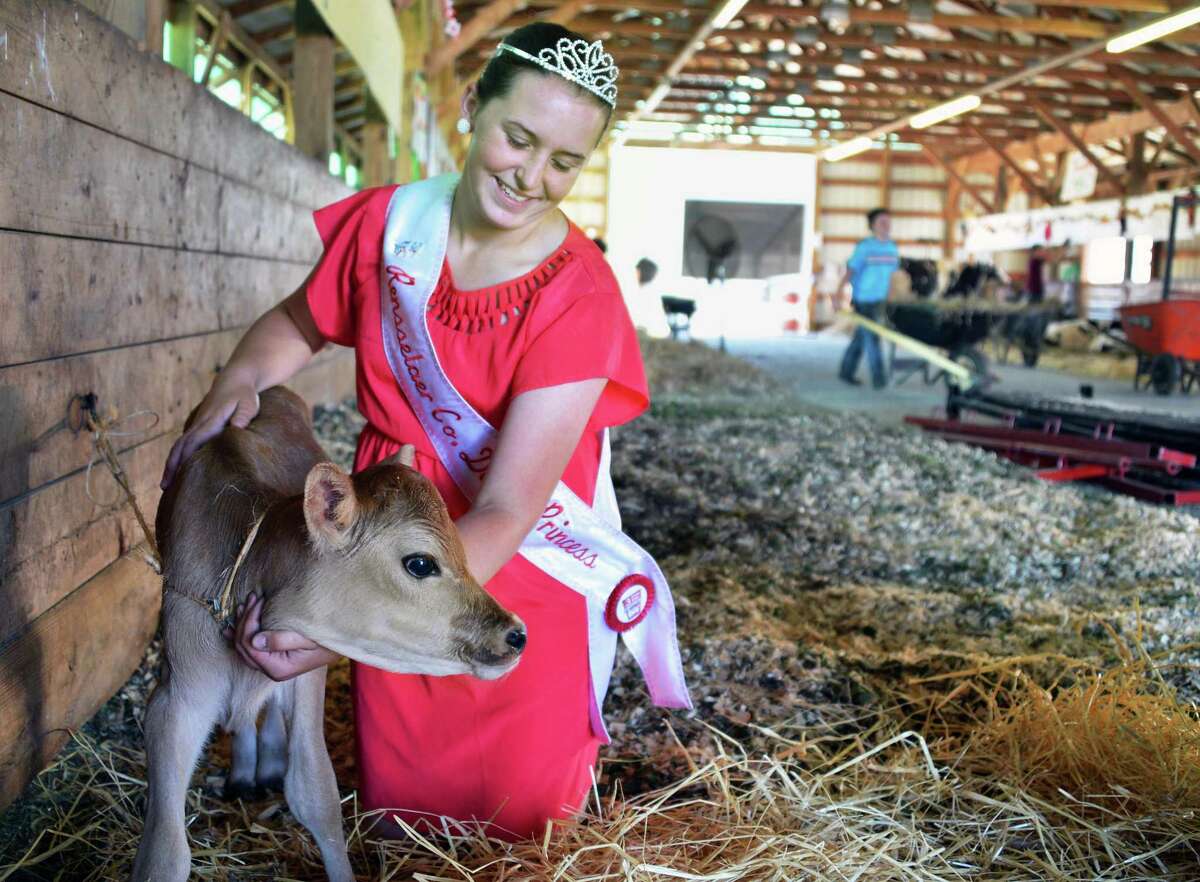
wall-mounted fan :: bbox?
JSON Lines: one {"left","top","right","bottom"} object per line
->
{"left": 684, "top": 214, "right": 742, "bottom": 284}
{"left": 684, "top": 214, "right": 742, "bottom": 351}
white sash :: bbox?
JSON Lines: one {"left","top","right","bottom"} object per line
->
{"left": 378, "top": 174, "right": 691, "bottom": 741}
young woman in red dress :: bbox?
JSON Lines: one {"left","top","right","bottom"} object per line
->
{"left": 160, "top": 23, "right": 673, "bottom": 839}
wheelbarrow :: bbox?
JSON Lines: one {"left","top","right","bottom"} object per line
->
{"left": 1120, "top": 191, "right": 1200, "bottom": 395}
{"left": 886, "top": 302, "right": 993, "bottom": 387}
{"left": 1121, "top": 299, "right": 1200, "bottom": 395}
{"left": 841, "top": 308, "right": 984, "bottom": 391}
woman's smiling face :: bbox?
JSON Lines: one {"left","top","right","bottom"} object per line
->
{"left": 461, "top": 70, "right": 609, "bottom": 232}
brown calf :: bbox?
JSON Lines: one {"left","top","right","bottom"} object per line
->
{"left": 132, "top": 387, "right": 524, "bottom": 882}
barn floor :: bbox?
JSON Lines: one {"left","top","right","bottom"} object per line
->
{"left": 3, "top": 337, "right": 1200, "bottom": 879}
{"left": 719, "top": 333, "right": 1200, "bottom": 424}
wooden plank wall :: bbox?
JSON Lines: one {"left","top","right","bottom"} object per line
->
{"left": 818, "top": 153, "right": 949, "bottom": 272}
{"left": 0, "top": 0, "right": 355, "bottom": 810}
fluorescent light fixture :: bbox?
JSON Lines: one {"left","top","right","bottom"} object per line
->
{"left": 712, "top": 0, "right": 750, "bottom": 29}
{"left": 1107, "top": 3, "right": 1200, "bottom": 53}
{"left": 910, "top": 94, "right": 981, "bottom": 129}
{"left": 823, "top": 135, "right": 873, "bottom": 161}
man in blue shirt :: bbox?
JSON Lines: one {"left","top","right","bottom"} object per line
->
{"left": 838, "top": 208, "right": 899, "bottom": 389}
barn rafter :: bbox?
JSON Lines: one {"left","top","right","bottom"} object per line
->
{"left": 443, "top": 0, "right": 1200, "bottom": 185}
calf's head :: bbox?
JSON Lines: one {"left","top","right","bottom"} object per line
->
{"left": 273, "top": 446, "right": 525, "bottom": 679}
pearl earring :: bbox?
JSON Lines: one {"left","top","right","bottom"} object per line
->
{"left": 456, "top": 117, "right": 471, "bottom": 135}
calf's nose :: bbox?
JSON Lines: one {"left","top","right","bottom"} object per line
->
{"left": 505, "top": 626, "right": 527, "bottom": 653}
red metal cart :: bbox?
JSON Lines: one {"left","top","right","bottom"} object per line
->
{"left": 1119, "top": 191, "right": 1200, "bottom": 395}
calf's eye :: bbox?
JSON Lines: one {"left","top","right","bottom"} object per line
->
{"left": 403, "top": 554, "right": 440, "bottom": 578}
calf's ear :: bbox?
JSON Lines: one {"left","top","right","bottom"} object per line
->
{"left": 380, "top": 443, "right": 416, "bottom": 469}
{"left": 303, "top": 462, "right": 359, "bottom": 548}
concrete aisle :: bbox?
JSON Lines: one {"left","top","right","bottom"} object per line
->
{"left": 719, "top": 334, "right": 1200, "bottom": 423}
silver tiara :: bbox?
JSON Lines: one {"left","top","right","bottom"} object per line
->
{"left": 494, "top": 38, "right": 618, "bottom": 107}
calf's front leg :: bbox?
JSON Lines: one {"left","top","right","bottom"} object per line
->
{"left": 132, "top": 682, "right": 222, "bottom": 882}
{"left": 281, "top": 669, "right": 354, "bottom": 882}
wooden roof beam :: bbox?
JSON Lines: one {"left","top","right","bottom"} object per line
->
{"left": 428, "top": 0, "right": 528, "bottom": 76}
{"left": 465, "top": 0, "right": 681, "bottom": 12}
{"left": 1029, "top": 98, "right": 1125, "bottom": 191}
{"left": 444, "top": 0, "right": 598, "bottom": 119}
{"left": 806, "top": 32, "right": 1194, "bottom": 69}
{"left": 249, "top": 22, "right": 294, "bottom": 45}
{"left": 661, "top": 68, "right": 1135, "bottom": 112}
{"left": 1112, "top": 68, "right": 1200, "bottom": 165}
{"left": 993, "top": 0, "right": 1168, "bottom": 9}
{"left": 744, "top": 0, "right": 1167, "bottom": 11}
{"left": 194, "top": 0, "right": 290, "bottom": 89}
{"left": 959, "top": 96, "right": 1198, "bottom": 173}
{"left": 967, "top": 124, "right": 1056, "bottom": 205}
{"left": 916, "top": 140, "right": 996, "bottom": 213}
{"left": 647, "top": 95, "right": 1063, "bottom": 132}
{"left": 485, "top": 0, "right": 651, "bottom": 38}
{"left": 729, "top": 4, "right": 1112, "bottom": 39}
{"left": 671, "top": 57, "right": 1137, "bottom": 103}
{"left": 228, "top": 0, "right": 289, "bottom": 19}
{"left": 685, "top": 46, "right": 1200, "bottom": 92}
{"left": 629, "top": 115, "right": 987, "bottom": 147}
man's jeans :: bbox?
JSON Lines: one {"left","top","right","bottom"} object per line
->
{"left": 839, "top": 301, "right": 887, "bottom": 388}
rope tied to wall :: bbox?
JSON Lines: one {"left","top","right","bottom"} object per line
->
{"left": 81, "top": 395, "right": 262, "bottom": 629}
{"left": 80, "top": 394, "right": 163, "bottom": 574}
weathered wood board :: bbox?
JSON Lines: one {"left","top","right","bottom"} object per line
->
{"left": 0, "top": 348, "right": 354, "bottom": 647}
{"left": 0, "top": 231, "right": 312, "bottom": 367}
{"left": 0, "top": 0, "right": 348, "bottom": 209}
{"left": 0, "top": 92, "right": 324, "bottom": 263}
{"left": 0, "top": 548, "right": 161, "bottom": 810}
{"left": 0, "top": 0, "right": 356, "bottom": 812}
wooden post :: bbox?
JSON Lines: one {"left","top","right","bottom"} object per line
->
{"left": 881, "top": 139, "right": 892, "bottom": 210}
{"left": 166, "top": 0, "right": 196, "bottom": 75}
{"left": 1130, "top": 131, "right": 1148, "bottom": 192}
{"left": 362, "top": 92, "right": 392, "bottom": 187}
{"left": 1052, "top": 151, "right": 1068, "bottom": 197}
{"left": 145, "top": 0, "right": 166, "bottom": 56}
{"left": 240, "top": 61, "right": 258, "bottom": 114}
{"left": 944, "top": 173, "right": 960, "bottom": 259}
{"left": 199, "top": 11, "right": 230, "bottom": 86}
{"left": 293, "top": 0, "right": 335, "bottom": 163}
{"left": 395, "top": 0, "right": 427, "bottom": 184}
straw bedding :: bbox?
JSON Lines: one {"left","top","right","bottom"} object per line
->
{"left": 3, "top": 337, "right": 1199, "bottom": 880}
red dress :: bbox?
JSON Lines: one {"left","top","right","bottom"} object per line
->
{"left": 306, "top": 186, "right": 649, "bottom": 839}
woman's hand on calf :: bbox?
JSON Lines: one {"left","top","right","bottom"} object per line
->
{"left": 227, "top": 593, "right": 340, "bottom": 681}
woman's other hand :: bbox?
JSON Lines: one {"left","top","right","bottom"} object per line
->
{"left": 159, "top": 284, "right": 327, "bottom": 490}
{"left": 160, "top": 374, "right": 259, "bottom": 489}
{"left": 226, "top": 594, "right": 340, "bottom": 681}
